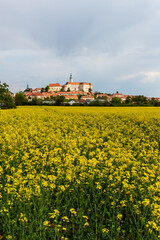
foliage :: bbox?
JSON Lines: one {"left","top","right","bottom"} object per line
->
{"left": 94, "top": 91, "right": 103, "bottom": 95}
{"left": 55, "top": 95, "right": 65, "bottom": 106}
{"left": 89, "top": 88, "right": 92, "bottom": 93}
{"left": 88, "top": 100, "right": 105, "bottom": 106}
{"left": 0, "top": 107, "right": 160, "bottom": 239}
{"left": 0, "top": 82, "right": 16, "bottom": 109}
{"left": 125, "top": 95, "right": 132, "bottom": 104}
{"left": 78, "top": 94, "right": 84, "bottom": 100}
{"left": 111, "top": 97, "right": 122, "bottom": 105}
{"left": 132, "top": 95, "right": 148, "bottom": 105}
{"left": 0, "top": 82, "right": 9, "bottom": 95}
{"left": 45, "top": 85, "right": 49, "bottom": 92}
{"left": 41, "top": 88, "right": 45, "bottom": 93}
{"left": 1, "top": 93, "right": 16, "bottom": 109}
{"left": 30, "top": 97, "right": 42, "bottom": 105}
{"left": 15, "top": 92, "right": 28, "bottom": 106}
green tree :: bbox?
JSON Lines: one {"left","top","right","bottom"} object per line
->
{"left": 55, "top": 95, "right": 65, "bottom": 106}
{"left": 45, "top": 85, "right": 49, "bottom": 92}
{"left": 78, "top": 94, "right": 83, "bottom": 100}
{"left": 30, "top": 97, "right": 42, "bottom": 105}
{"left": 94, "top": 91, "right": 102, "bottom": 95}
{"left": 41, "top": 88, "right": 45, "bottom": 93}
{"left": 67, "top": 88, "right": 71, "bottom": 92}
{"left": 0, "top": 82, "right": 16, "bottom": 109}
{"left": 50, "top": 96, "right": 56, "bottom": 100}
{"left": 89, "top": 88, "right": 92, "bottom": 93}
{"left": 15, "top": 92, "right": 28, "bottom": 105}
{"left": 1, "top": 93, "right": 16, "bottom": 109}
{"left": 111, "top": 97, "right": 122, "bottom": 105}
{"left": 0, "top": 82, "right": 9, "bottom": 95}
{"left": 125, "top": 96, "right": 132, "bottom": 104}
{"left": 150, "top": 97, "right": 157, "bottom": 106}
{"left": 132, "top": 95, "right": 148, "bottom": 105}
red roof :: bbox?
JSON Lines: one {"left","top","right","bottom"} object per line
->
{"left": 32, "top": 93, "right": 43, "bottom": 96}
{"left": 66, "top": 82, "right": 80, "bottom": 85}
{"left": 97, "top": 94, "right": 108, "bottom": 97}
{"left": 64, "top": 95, "right": 78, "bottom": 99}
{"left": 79, "top": 99, "right": 85, "bottom": 103}
{"left": 24, "top": 92, "right": 32, "bottom": 96}
{"left": 80, "top": 82, "right": 92, "bottom": 85}
{"left": 66, "top": 82, "right": 92, "bottom": 85}
{"left": 52, "top": 91, "right": 88, "bottom": 95}
{"left": 49, "top": 83, "right": 61, "bottom": 87}
{"left": 81, "top": 95, "right": 94, "bottom": 100}
{"left": 33, "top": 88, "right": 41, "bottom": 90}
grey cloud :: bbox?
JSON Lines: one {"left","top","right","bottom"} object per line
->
{"left": 0, "top": 0, "right": 160, "bottom": 96}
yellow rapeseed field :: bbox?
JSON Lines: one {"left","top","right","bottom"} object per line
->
{"left": 0, "top": 106, "right": 160, "bottom": 239}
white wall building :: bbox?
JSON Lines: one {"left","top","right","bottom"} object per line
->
{"left": 48, "top": 74, "right": 92, "bottom": 93}
{"left": 49, "top": 83, "right": 62, "bottom": 92}
{"left": 63, "top": 74, "right": 92, "bottom": 92}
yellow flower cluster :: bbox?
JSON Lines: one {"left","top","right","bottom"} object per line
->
{"left": 18, "top": 212, "right": 28, "bottom": 224}
{"left": 0, "top": 106, "right": 160, "bottom": 239}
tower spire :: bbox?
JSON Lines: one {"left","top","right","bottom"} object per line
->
{"left": 69, "top": 73, "right": 73, "bottom": 83}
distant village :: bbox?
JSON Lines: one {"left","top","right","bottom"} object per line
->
{"left": 1, "top": 74, "right": 160, "bottom": 109}
{"left": 23, "top": 74, "right": 160, "bottom": 106}
{"left": 24, "top": 74, "right": 94, "bottom": 105}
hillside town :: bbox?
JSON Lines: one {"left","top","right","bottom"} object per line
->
{"left": 1, "top": 75, "right": 160, "bottom": 109}
{"left": 23, "top": 74, "right": 160, "bottom": 105}
{"left": 24, "top": 74, "right": 94, "bottom": 104}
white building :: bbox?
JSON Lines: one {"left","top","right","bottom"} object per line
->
{"left": 63, "top": 74, "right": 92, "bottom": 92}
{"left": 49, "top": 83, "right": 62, "bottom": 92}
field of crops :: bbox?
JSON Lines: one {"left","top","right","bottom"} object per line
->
{"left": 0, "top": 106, "right": 160, "bottom": 239}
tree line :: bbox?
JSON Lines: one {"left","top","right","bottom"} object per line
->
{"left": 1, "top": 81, "right": 160, "bottom": 109}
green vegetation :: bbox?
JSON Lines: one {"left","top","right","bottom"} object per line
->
{"left": 0, "top": 82, "right": 16, "bottom": 109}
{"left": 0, "top": 107, "right": 160, "bottom": 239}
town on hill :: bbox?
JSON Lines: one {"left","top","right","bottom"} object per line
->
{"left": 23, "top": 74, "right": 160, "bottom": 106}
{"left": 24, "top": 74, "right": 94, "bottom": 104}
{"left": 1, "top": 75, "right": 160, "bottom": 108}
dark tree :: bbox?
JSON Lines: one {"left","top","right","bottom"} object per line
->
{"left": 89, "top": 88, "right": 92, "bottom": 93}
{"left": 125, "top": 96, "right": 132, "bottom": 104}
{"left": 132, "top": 95, "right": 148, "bottom": 105}
{"left": 45, "top": 85, "right": 49, "bottom": 92}
{"left": 0, "top": 82, "right": 16, "bottom": 109}
{"left": 41, "top": 88, "right": 45, "bottom": 93}
{"left": 55, "top": 95, "right": 65, "bottom": 106}
{"left": 111, "top": 97, "right": 122, "bottom": 105}
{"left": 15, "top": 92, "right": 28, "bottom": 105}
{"left": 0, "top": 82, "right": 9, "bottom": 95}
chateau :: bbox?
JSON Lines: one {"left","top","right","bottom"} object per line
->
{"left": 48, "top": 83, "right": 62, "bottom": 92}
{"left": 49, "top": 74, "right": 92, "bottom": 92}
{"left": 24, "top": 74, "right": 93, "bottom": 102}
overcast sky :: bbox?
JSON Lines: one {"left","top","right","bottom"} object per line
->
{"left": 1, "top": 0, "right": 160, "bottom": 96}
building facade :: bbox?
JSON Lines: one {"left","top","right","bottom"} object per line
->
{"left": 63, "top": 74, "right": 92, "bottom": 92}
{"left": 49, "top": 83, "right": 62, "bottom": 92}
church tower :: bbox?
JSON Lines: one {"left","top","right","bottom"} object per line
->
{"left": 69, "top": 73, "right": 73, "bottom": 83}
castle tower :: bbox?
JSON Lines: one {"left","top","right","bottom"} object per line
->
{"left": 69, "top": 73, "right": 73, "bottom": 83}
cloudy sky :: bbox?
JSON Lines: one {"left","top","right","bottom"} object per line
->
{"left": 1, "top": 0, "right": 160, "bottom": 96}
